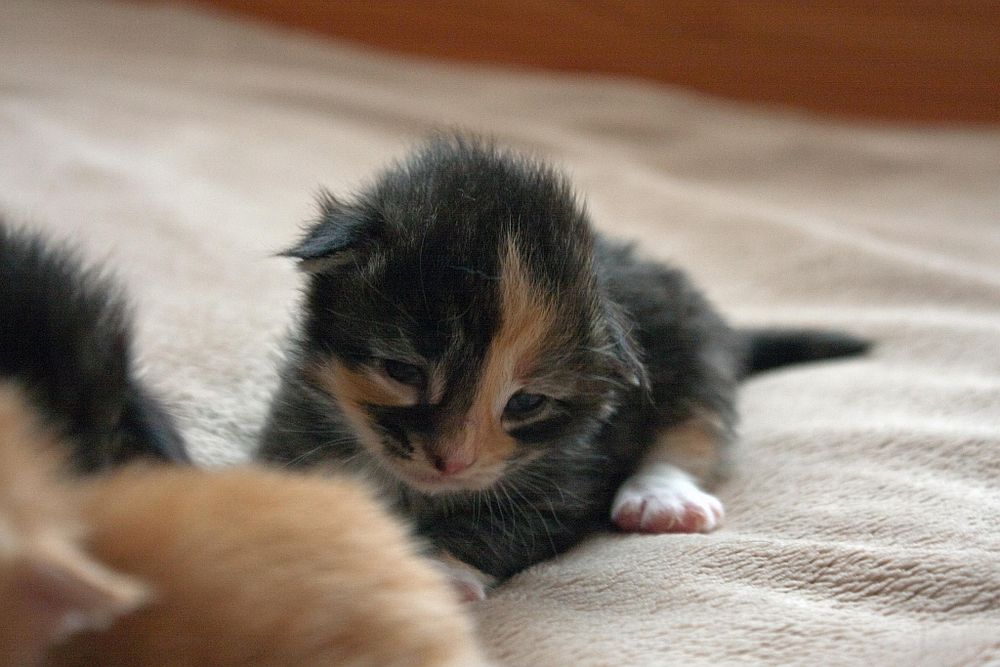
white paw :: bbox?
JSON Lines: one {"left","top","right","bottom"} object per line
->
{"left": 432, "top": 553, "right": 494, "bottom": 603}
{"left": 611, "top": 464, "right": 724, "bottom": 533}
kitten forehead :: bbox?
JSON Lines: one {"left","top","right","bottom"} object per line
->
{"left": 368, "top": 338, "right": 423, "bottom": 364}
{"left": 470, "top": 240, "right": 556, "bottom": 415}
{"left": 376, "top": 136, "right": 595, "bottom": 269}
{"left": 422, "top": 240, "right": 558, "bottom": 475}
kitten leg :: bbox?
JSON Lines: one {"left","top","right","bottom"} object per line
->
{"left": 612, "top": 414, "right": 728, "bottom": 533}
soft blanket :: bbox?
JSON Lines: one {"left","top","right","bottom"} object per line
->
{"left": 1, "top": 2, "right": 997, "bottom": 664}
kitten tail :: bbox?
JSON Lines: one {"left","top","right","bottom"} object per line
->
{"left": 739, "top": 328, "right": 871, "bottom": 378}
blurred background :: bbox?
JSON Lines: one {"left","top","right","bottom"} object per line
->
{"left": 176, "top": 0, "right": 999, "bottom": 124}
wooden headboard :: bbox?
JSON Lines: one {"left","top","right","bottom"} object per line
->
{"left": 180, "top": 1, "right": 999, "bottom": 124}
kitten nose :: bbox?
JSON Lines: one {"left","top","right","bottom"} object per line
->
{"left": 430, "top": 452, "right": 474, "bottom": 476}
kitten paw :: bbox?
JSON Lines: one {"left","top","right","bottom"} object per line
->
{"left": 611, "top": 465, "right": 724, "bottom": 533}
{"left": 432, "top": 552, "right": 494, "bottom": 603}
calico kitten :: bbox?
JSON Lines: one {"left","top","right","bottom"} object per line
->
{"left": 0, "top": 222, "right": 187, "bottom": 471}
{"left": 259, "top": 135, "right": 869, "bottom": 586}
{"left": 1, "top": 385, "right": 490, "bottom": 667}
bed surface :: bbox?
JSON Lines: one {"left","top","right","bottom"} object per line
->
{"left": 2, "top": 2, "right": 998, "bottom": 664}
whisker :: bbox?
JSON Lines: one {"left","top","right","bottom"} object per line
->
{"left": 505, "top": 477, "right": 557, "bottom": 555}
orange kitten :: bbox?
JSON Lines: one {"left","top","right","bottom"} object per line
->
{"left": 0, "top": 385, "right": 489, "bottom": 667}
{"left": 53, "top": 467, "right": 489, "bottom": 667}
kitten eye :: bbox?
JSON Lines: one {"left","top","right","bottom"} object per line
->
{"left": 503, "top": 391, "right": 547, "bottom": 419}
{"left": 381, "top": 359, "right": 425, "bottom": 388}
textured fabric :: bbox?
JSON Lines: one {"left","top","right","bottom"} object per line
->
{"left": 2, "top": 2, "right": 998, "bottom": 664}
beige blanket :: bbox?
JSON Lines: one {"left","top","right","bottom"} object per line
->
{"left": 2, "top": 2, "right": 998, "bottom": 664}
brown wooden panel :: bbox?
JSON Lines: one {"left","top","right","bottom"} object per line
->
{"left": 178, "top": 1, "right": 1000, "bottom": 123}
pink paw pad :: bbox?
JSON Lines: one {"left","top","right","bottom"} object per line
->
{"left": 451, "top": 576, "right": 488, "bottom": 603}
{"left": 432, "top": 553, "right": 494, "bottom": 603}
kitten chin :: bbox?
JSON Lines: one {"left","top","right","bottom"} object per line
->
{"left": 1, "top": 385, "right": 490, "bottom": 667}
{"left": 259, "top": 133, "right": 869, "bottom": 581}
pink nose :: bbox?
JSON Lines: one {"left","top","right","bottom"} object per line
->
{"left": 430, "top": 452, "right": 474, "bottom": 476}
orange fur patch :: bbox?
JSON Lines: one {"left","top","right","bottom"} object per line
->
{"left": 305, "top": 359, "right": 397, "bottom": 460}
{"left": 649, "top": 411, "right": 730, "bottom": 484}
{"left": 445, "top": 240, "right": 557, "bottom": 466}
{"left": 0, "top": 384, "right": 67, "bottom": 535}
{"left": 0, "top": 384, "right": 148, "bottom": 666}
{"left": 51, "top": 467, "right": 486, "bottom": 666}
{"left": 312, "top": 358, "right": 416, "bottom": 408}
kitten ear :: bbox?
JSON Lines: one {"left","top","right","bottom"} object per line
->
{"left": 601, "top": 299, "right": 649, "bottom": 390}
{"left": 281, "top": 191, "right": 374, "bottom": 273}
{"left": 12, "top": 538, "right": 150, "bottom": 642}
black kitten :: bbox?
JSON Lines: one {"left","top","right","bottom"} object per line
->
{"left": 259, "top": 135, "right": 867, "bottom": 587}
{"left": 0, "top": 221, "right": 187, "bottom": 472}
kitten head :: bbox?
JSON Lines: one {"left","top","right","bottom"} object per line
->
{"left": 286, "top": 136, "right": 645, "bottom": 494}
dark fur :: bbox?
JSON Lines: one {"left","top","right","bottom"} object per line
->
{"left": 0, "top": 222, "right": 187, "bottom": 472}
{"left": 259, "top": 136, "right": 867, "bottom": 580}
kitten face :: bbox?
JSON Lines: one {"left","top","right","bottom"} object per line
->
{"left": 289, "top": 137, "right": 644, "bottom": 494}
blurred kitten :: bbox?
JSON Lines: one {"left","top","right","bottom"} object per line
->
{"left": 1, "top": 385, "right": 489, "bottom": 667}
{"left": 0, "top": 222, "right": 186, "bottom": 471}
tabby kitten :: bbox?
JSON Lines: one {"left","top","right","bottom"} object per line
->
{"left": 260, "top": 135, "right": 868, "bottom": 587}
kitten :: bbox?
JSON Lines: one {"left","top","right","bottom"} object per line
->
{"left": 1, "top": 386, "right": 489, "bottom": 667}
{"left": 0, "top": 222, "right": 187, "bottom": 471}
{"left": 54, "top": 467, "right": 491, "bottom": 666}
{"left": 259, "top": 135, "right": 869, "bottom": 588}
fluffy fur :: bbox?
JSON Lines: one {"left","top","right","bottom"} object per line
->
{"left": 0, "top": 386, "right": 489, "bottom": 667}
{"left": 0, "top": 385, "right": 150, "bottom": 666}
{"left": 259, "top": 135, "right": 869, "bottom": 582}
{"left": 0, "top": 221, "right": 486, "bottom": 665}
{"left": 0, "top": 222, "right": 186, "bottom": 471}
{"left": 54, "top": 467, "right": 489, "bottom": 666}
